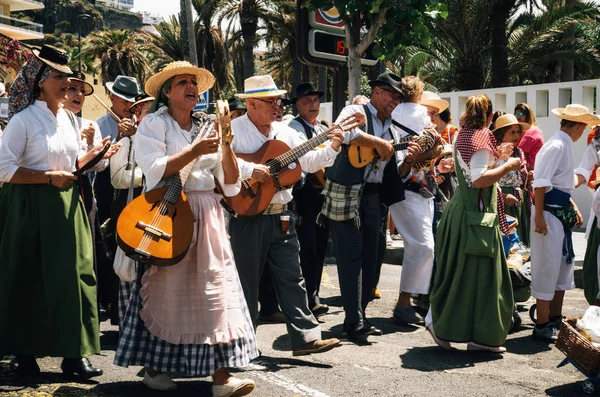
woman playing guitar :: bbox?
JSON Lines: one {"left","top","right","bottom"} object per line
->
{"left": 114, "top": 62, "right": 258, "bottom": 396}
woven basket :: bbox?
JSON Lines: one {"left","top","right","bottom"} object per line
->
{"left": 555, "top": 317, "right": 600, "bottom": 375}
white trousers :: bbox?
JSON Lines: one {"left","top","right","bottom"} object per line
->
{"left": 530, "top": 205, "right": 575, "bottom": 301}
{"left": 389, "top": 191, "right": 435, "bottom": 295}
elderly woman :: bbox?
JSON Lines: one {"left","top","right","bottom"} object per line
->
{"left": 427, "top": 95, "right": 521, "bottom": 353}
{"left": 114, "top": 61, "right": 258, "bottom": 396}
{"left": 0, "top": 45, "right": 103, "bottom": 378}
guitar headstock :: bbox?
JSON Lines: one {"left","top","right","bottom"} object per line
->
{"left": 337, "top": 112, "right": 366, "bottom": 131}
{"left": 216, "top": 100, "right": 233, "bottom": 145}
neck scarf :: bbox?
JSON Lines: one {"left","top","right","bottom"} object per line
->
{"left": 9, "top": 56, "right": 53, "bottom": 120}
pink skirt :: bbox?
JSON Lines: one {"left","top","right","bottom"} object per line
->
{"left": 139, "top": 191, "right": 251, "bottom": 345}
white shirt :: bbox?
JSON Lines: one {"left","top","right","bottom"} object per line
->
{"left": 231, "top": 114, "right": 339, "bottom": 205}
{"left": 0, "top": 101, "right": 80, "bottom": 182}
{"left": 75, "top": 117, "right": 108, "bottom": 173}
{"left": 133, "top": 106, "right": 240, "bottom": 196}
{"left": 575, "top": 143, "right": 600, "bottom": 182}
{"left": 110, "top": 135, "right": 143, "bottom": 189}
{"left": 287, "top": 117, "right": 327, "bottom": 139}
{"left": 533, "top": 129, "right": 575, "bottom": 194}
{"left": 337, "top": 103, "right": 399, "bottom": 183}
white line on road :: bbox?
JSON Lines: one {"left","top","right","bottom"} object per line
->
{"left": 245, "top": 363, "right": 331, "bottom": 397}
{"left": 353, "top": 364, "right": 372, "bottom": 371}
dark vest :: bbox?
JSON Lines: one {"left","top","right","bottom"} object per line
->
{"left": 324, "top": 105, "right": 405, "bottom": 206}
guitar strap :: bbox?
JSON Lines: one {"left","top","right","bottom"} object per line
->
{"left": 171, "top": 117, "right": 206, "bottom": 189}
{"left": 391, "top": 119, "right": 419, "bottom": 137}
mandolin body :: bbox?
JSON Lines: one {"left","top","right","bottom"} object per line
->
{"left": 347, "top": 144, "right": 379, "bottom": 168}
{"left": 223, "top": 140, "right": 302, "bottom": 216}
{"left": 116, "top": 186, "right": 194, "bottom": 266}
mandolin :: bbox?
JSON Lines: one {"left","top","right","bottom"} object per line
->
{"left": 116, "top": 114, "right": 215, "bottom": 266}
{"left": 224, "top": 112, "right": 365, "bottom": 216}
{"left": 347, "top": 136, "right": 414, "bottom": 168}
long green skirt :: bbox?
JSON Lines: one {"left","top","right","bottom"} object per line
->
{"left": 501, "top": 186, "right": 530, "bottom": 246}
{"left": 430, "top": 185, "right": 514, "bottom": 346}
{"left": 0, "top": 183, "right": 100, "bottom": 358}
{"left": 583, "top": 217, "right": 600, "bottom": 305}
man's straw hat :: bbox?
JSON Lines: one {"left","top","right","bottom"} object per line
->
{"left": 491, "top": 114, "right": 530, "bottom": 133}
{"left": 145, "top": 61, "right": 215, "bottom": 97}
{"left": 420, "top": 91, "right": 449, "bottom": 113}
{"left": 551, "top": 104, "right": 600, "bottom": 126}
{"left": 235, "top": 75, "right": 287, "bottom": 98}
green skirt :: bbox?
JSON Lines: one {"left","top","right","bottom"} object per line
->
{"left": 0, "top": 183, "right": 100, "bottom": 358}
{"left": 583, "top": 217, "right": 600, "bottom": 305}
{"left": 501, "top": 186, "right": 530, "bottom": 246}
{"left": 430, "top": 189, "right": 514, "bottom": 346}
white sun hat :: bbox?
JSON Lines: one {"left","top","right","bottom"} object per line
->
{"left": 551, "top": 104, "right": 600, "bottom": 126}
{"left": 420, "top": 91, "right": 449, "bottom": 113}
{"left": 235, "top": 75, "right": 287, "bottom": 98}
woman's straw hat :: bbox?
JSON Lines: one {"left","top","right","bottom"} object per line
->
{"left": 235, "top": 75, "right": 287, "bottom": 98}
{"left": 420, "top": 91, "right": 449, "bottom": 113}
{"left": 491, "top": 114, "right": 530, "bottom": 133}
{"left": 145, "top": 61, "right": 215, "bottom": 97}
{"left": 33, "top": 44, "right": 72, "bottom": 74}
{"left": 551, "top": 104, "right": 600, "bottom": 126}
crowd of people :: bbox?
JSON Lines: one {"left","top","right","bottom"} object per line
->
{"left": 1, "top": 44, "right": 600, "bottom": 396}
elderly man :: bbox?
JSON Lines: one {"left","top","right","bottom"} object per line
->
{"left": 94, "top": 75, "right": 140, "bottom": 324}
{"left": 287, "top": 82, "right": 330, "bottom": 317}
{"left": 229, "top": 75, "right": 343, "bottom": 356}
{"left": 321, "top": 72, "right": 418, "bottom": 340}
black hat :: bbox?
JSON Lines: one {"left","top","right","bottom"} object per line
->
{"left": 106, "top": 75, "right": 141, "bottom": 102}
{"left": 68, "top": 71, "right": 94, "bottom": 96}
{"left": 280, "top": 97, "right": 291, "bottom": 106}
{"left": 34, "top": 44, "right": 72, "bottom": 74}
{"left": 129, "top": 93, "right": 155, "bottom": 112}
{"left": 291, "top": 82, "right": 324, "bottom": 104}
{"left": 228, "top": 97, "right": 246, "bottom": 111}
{"left": 368, "top": 72, "right": 403, "bottom": 95}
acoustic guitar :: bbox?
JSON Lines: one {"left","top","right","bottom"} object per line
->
{"left": 347, "top": 136, "right": 414, "bottom": 168}
{"left": 224, "top": 113, "right": 365, "bottom": 216}
{"left": 116, "top": 113, "right": 215, "bottom": 266}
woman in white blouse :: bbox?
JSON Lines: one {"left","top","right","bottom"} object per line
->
{"left": 0, "top": 45, "right": 104, "bottom": 378}
{"left": 427, "top": 95, "right": 521, "bottom": 353}
{"left": 114, "top": 62, "right": 258, "bottom": 396}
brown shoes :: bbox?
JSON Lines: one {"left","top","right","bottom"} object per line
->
{"left": 292, "top": 338, "right": 341, "bottom": 356}
{"left": 371, "top": 288, "right": 382, "bottom": 299}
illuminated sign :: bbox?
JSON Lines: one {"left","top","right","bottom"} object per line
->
{"left": 308, "top": 30, "right": 378, "bottom": 66}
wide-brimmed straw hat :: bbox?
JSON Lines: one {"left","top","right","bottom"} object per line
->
{"left": 129, "top": 93, "right": 155, "bottom": 112}
{"left": 106, "top": 75, "right": 141, "bottom": 102}
{"left": 145, "top": 61, "right": 215, "bottom": 98}
{"left": 491, "top": 114, "right": 530, "bottom": 133}
{"left": 420, "top": 91, "right": 449, "bottom": 113}
{"left": 235, "top": 75, "right": 287, "bottom": 98}
{"left": 33, "top": 44, "right": 72, "bottom": 74}
{"left": 68, "top": 71, "right": 94, "bottom": 96}
{"left": 552, "top": 104, "right": 600, "bottom": 126}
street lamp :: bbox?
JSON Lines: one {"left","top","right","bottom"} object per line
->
{"left": 77, "top": 14, "right": 91, "bottom": 72}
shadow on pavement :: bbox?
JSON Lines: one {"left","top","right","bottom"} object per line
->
{"left": 248, "top": 355, "right": 333, "bottom": 371}
{"left": 93, "top": 379, "right": 212, "bottom": 396}
{"left": 100, "top": 330, "right": 120, "bottom": 351}
{"left": 546, "top": 382, "right": 588, "bottom": 396}
{"left": 400, "top": 346, "right": 503, "bottom": 371}
{"left": 504, "top": 334, "right": 553, "bottom": 355}
{"left": 270, "top": 329, "right": 340, "bottom": 352}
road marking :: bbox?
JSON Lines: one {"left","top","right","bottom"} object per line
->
{"left": 353, "top": 364, "right": 372, "bottom": 371}
{"left": 245, "top": 363, "right": 331, "bottom": 397}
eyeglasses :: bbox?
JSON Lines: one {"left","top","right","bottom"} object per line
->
{"left": 379, "top": 87, "right": 402, "bottom": 101}
{"left": 254, "top": 97, "right": 283, "bottom": 107}
{"left": 514, "top": 112, "right": 525, "bottom": 118}
{"left": 67, "top": 86, "right": 87, "bottom": 95}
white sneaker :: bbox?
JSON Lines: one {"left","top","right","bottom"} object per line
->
{"left": 212, "top": 377, "right": 256, "bottom": 397}
{"left": 426, "top": 325, "right": 452, "bottom": 350}
{"left": 467, "top": 341, "right": 506, "bottom": 353}
{"left": 143, "top": 372, "right": 177, "bottom": 391}
{"left": 386, "top": 231, "right": 393, "bottom": 246}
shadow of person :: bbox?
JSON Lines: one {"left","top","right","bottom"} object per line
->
{"left": 400, "top": 346, "right": 503, "bottom": 371}
{"left": 0, "top": 359, "right": 99, "bottom": 391}
{"left": 93, "top": 379, "right": 212, "bottom": 396}
{"left": 100, "top": 330, "right": 119, "bottom": 351}
{"left": 546, "top": 382, "right": 590, "bottom": 396}
{"left": 244, "top": 355, "right": 332, "bottom": 373}
{"left": 504, "top": 333, "right": 553, "bottom": 355}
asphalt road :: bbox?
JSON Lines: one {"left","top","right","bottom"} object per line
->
{"left": 0, "top": 259, "right": 595, "bottom": 397}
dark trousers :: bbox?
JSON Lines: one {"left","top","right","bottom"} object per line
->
{"left": 229, "top": 211, "right": 321, "bottom": 348}
{"left": 374, "top": 204, "right": 389, "bottom": 288}
{"left": 294, "top": 184, "right": 329, "bottom": 306}
{"left": 329, "top": 186, "right": 383, "bottom": 326}
{"left": 258, "top": 263, "right": 279, "bottom": 316}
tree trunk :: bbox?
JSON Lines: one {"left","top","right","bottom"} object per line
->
{"left": 184, "top": 0, "right": 198, "bottom": 66}
{"left": 560, "top": 23, "right": 575, "bottom": 82}
{"left": 347, "top": 46, "right": 362, "bottom": 99}
{"left": 318, "top": 66, "right": 327, "bottom": 102}
{"left": 490, "top": 1, "right": 510, "bottom": 88}
{"left": 240, "top": 1, "right": 257, "bottom": 80}
{"left": 308, "top": 65, "right": 318, "bottom": 84}
{"left": 292, "top": 56, "right": 302, "bottom": 96}
{"left": 180, "top": 0, "right": 189, "bottom": 61}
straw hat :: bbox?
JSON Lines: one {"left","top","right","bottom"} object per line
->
{"left": 33, "top": 44, "right": 72, "bottom": 75}
{"left": 68, "top": 71, "right": 94, "bottom": 96}
{"left": 145, "top": 61, "right": 215, "bottom": 97}
{"left": 235, "top": 75, "right": 287, "bottom": 98}
{"left": 491, "top": 114, "right": 530, "bottom": 133}
{"left": 551, "top": 104, "right": 600, "bottom": 126}
{"left": 420, "top": 91, "right": 449, "bottom": 113}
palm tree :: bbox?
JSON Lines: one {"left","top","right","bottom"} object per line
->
{"left": 141, "top": 16, "right": 186, "bottom": 72}
{"left": 81, "top": 29, "right": 152, "bottom": 86}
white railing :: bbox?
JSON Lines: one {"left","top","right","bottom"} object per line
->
{"left": 0, "top": 14, "right": 42, "bottom": 33}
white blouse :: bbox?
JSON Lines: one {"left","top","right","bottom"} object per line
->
{"left": 456, "top": 148, "right": 495, "bottom": 186}
{"left": 110, "top": 135, "right": 143, "bottom": 189}
{"left": 75, "top": 117, "right": 108, "bottom": 173}
{"left": 0, "top": 101, "right": 80, "bottom": 182}
{"left": 133, "top": 106, "right": 240, "bottom": 197}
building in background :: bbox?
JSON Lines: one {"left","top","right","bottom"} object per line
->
{"left": 141, "top": 11, "right": 163, "bottom": 35}
{"left": 96, "top": 0, "right": 134, "bottom": 11}
{"left": 0, "top": 0, "right": 44, "bottom": 40}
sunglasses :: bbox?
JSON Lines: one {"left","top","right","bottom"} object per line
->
{"left": 514, "top": 112, "right": 525, "bottom": 118}
{"left": 379, "top": 87, "right": 402, "bottom": 101}
{"left": 254, "top": 97, "right": 283, "bottom": 107}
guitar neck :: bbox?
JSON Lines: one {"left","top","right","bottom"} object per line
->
{"left": 392, "top": 137, "right": 413, "bottom": 152}
{"left": 270, "top": 126, "right": 333, "bottom": 172}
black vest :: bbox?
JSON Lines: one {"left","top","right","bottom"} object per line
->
{"left": 324, "top": 105, "right": 405, "bottom": 206}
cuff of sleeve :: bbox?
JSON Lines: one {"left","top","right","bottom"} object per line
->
{"left": 145, "top": 156, "right": 168, "bottom": 191}
{"left": 575, "top": 167, "right": 592, "bottom": 182}
{"left": 533, "top": 178, "right": 552, "bottom": 189}
{"left": 325, "top": 143, "right": 340, "bottom": 158}
{"left": 220, "top": 180, "right": 241, "bottom": 197}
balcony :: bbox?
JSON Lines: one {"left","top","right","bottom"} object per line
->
{"left": 0, "top": 14, "right": 43, "bottom": 40}
{"left": 0, "top": 0, "right": 44, "bottom": 12}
